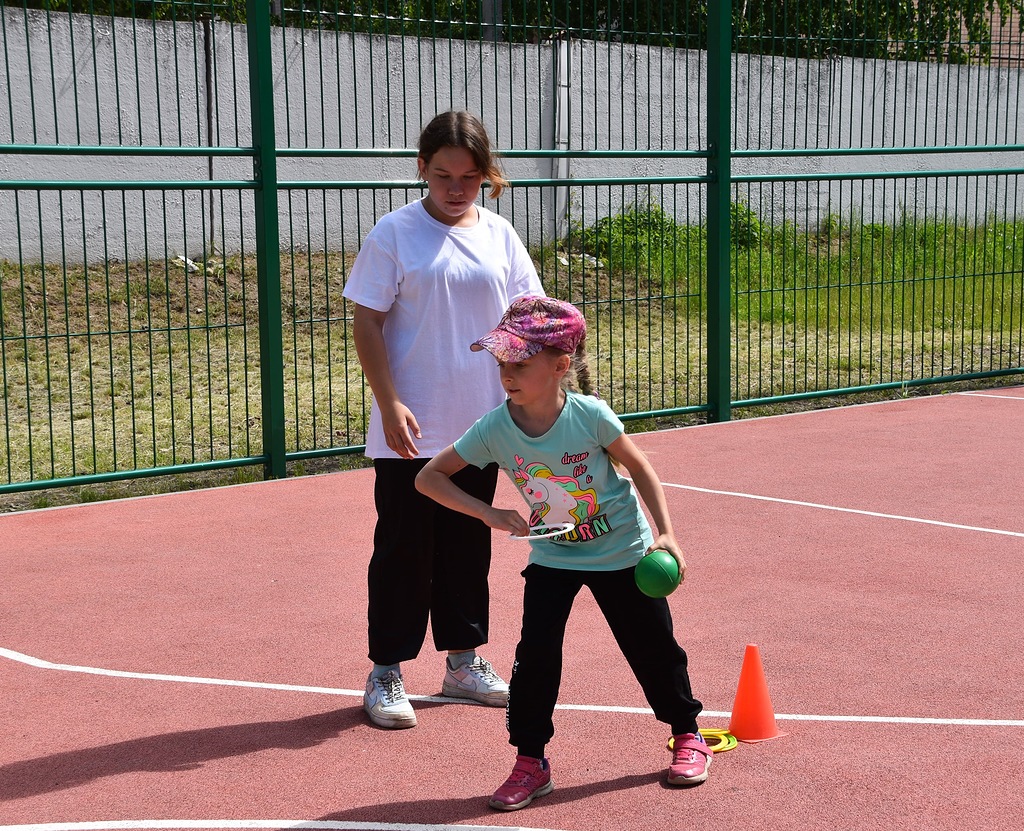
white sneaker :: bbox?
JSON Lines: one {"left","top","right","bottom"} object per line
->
{"left": 442, "top": 656, "right": 509, "bottom": 707}
{"left": 363, "top": 670, "right": 417, "bottom": 729}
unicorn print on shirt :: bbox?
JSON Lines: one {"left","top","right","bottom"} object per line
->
{"left": 511, "top": 457, "right": 599, "bottom": 530}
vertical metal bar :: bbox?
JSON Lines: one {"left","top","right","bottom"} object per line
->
{"left": 0, "top": 223, "right": 10, "bottom": 481}
{"left": 246, "top": 0, "right": 286, "bottom": 479}
{"left": 705, "top": 0, "right": 731, "bottom": 422}
{"left": 37, "top": 194, "right": 55, "bottom": 474}
{"left": 61, "top": 7, "right": 78, "bottom": 143}
{"left": 13, "top": 195, "right": 34, "bottom": 477}
{"left": 554, "top": 35, "right": 570, "bottom": 238}
{"left": 110, "top": 8, "right": 123, "bottom": 142}
{"left": 139, "top": 190, "right": 157, "bottom": 465}
{"left": 180, "top": 191, "right": 197, "bottom": 461}
{"left": 1, "top": 9, "right": 16, "bottom": 141}
{"left": 482, "top": 0, "right": 503, "bottom": 42}
{"left": 204, "top": 15, "right": 215, "bottom": 248}
{"left": 239, "top": 191, "right": 254, "bottom": 457}
{"left": 97, "top": 191, "right": 114, "bottom": 469}
{"left": 287, "top": 193, "right": 299, "bottom": 449}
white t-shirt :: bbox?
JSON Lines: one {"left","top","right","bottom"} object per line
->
{"left": 343, "top": 199, "right": 543, "bottom": 458}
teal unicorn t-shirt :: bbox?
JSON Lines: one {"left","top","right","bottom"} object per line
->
{"left": 454, "top": 392, "right": 654, "bottom": 570}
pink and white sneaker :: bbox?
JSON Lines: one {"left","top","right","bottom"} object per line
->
{"left": 442, "top": 656, "right": 509, "bottom": 707}
{"left": 488, "top": 755, "right": 554, "bottom": 811}
{"left": 667, "top": 732, "right": 713, "bottom": 785}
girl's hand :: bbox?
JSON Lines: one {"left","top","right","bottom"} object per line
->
{"left": 351, "top": 305, "right": 421, "bottom": 459}
{"left": 650, "top": 534, "right": 687, "bottom": 582}
{"left": 482, "top": 506, "right": 530, "bottom": 538}
{"left": 381, "top": 402, "right": 422, "bottom": 459}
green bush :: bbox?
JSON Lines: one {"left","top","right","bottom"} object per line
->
{"left": 572, "top": 204, "right": 703, "bottom": 288}
{"left": 731, "top": 200, "right": 762, "bottom": 249}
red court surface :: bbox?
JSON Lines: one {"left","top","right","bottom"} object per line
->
{"left": 3, "top": 387, "right": 1024, "bottom": 831}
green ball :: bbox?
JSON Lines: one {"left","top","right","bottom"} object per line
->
{"left": 634, "top": 549, "right": 681, "bottom": 598}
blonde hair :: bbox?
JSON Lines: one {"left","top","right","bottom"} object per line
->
{"left": 417, "top": 110, "right": 509, "bottom": 199}
{"left": 560, "top": 341, "right": 596, "bottom": 397}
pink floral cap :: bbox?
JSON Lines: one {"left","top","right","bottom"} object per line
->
{"left": 471, "top": 296, "right": 586, "bottom": 362}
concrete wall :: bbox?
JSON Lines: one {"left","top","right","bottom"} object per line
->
{"left": 2, "top": 8, "right": 1023, "bottom": 264}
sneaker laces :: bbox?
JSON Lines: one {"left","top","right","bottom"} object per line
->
{"left": 672, "top": 734, "right": 704, "bottom": 765}
{"left": 377, "top": 671, "right": 406, "bottom": 705}
{"left": 467, "top": 657, "right": 499, "bottom": 681}
{"left": 672, "top": 744, "right": 699, "bottom": 765}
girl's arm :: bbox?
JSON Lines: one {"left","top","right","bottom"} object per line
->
{"left": 606, "top": 432, "right": 687, "bottom": 579}
{"left": 416, "top": 447, "right": 530, "bottom": 537}
{"left": 352, "top": 303, "right": 421, "bottom": 459}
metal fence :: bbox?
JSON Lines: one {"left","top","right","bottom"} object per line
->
{"left": 1, "top": 0, "right": 1022, "bottom": 494}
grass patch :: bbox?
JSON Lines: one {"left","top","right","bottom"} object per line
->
{"left": 1, "top": 202, "right": 1022, "bottom": 511}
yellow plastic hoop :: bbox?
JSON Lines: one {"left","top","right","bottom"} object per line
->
{"left": 667, "top": 728, "right": 738, "bottom": 754}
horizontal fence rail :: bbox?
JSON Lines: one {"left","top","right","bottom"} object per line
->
{"left": 1, "top": 0, "right": 1022, "bottom": 496}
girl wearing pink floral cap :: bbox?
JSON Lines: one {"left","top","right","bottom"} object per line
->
{"left": 417, "top": 296, "right": 711, "bottom": 811}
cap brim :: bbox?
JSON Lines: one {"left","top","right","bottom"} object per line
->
{"left": 471, "top": 331, "right": 544, "bottom": 363}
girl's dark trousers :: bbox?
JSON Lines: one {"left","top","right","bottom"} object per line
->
{"left": 367, "top": 458, "right": 499, "bottom": 665}
{"left": 508, "top": 562, "right": 703, "bottom": 758}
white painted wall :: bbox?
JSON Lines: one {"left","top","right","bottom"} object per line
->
{"left": 2, "top": 8, "right": 1023, "bottom": 264}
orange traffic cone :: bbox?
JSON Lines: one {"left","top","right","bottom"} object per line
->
{"left": 728, "top": 644, "right": 784, "bottom": 742}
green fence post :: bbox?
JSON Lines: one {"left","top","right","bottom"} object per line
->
{"left": 246, "top": 0, "right": 286, "bottom": 478}
{"left": 706, "top": 0, "right": 732, "bottom": 422}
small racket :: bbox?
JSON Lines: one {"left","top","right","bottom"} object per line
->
{"left": 509, "top": 522, "right": 575, "bottom": 541}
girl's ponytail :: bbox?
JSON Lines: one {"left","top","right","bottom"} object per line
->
{"left": 562, "top": 339, "right": 598, "bottom": 399}
{"left": 563, "top": 338, "right": 623, "bottom": 467}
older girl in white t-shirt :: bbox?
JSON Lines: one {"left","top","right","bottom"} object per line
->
{"left": 342, "top": 110, "right": 542, "bottom": 730}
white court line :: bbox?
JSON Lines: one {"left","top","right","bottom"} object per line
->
{"left": 662, "top": 482, "right": 1024, "bottom": 538}
{"left": 0, "top": 647, "right": 366, "bottom": 698}
{"left": 2, "top": 647, "right": 1021, "bottom": 728}
{"left": 556, "top": 703, "right": 1023, "bottom": 727}
{"left": 957, "top": 391, "right": 1024, "bottom": 400}
{"left": 0, "top": 823, "right": 561, "bottom": 831}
